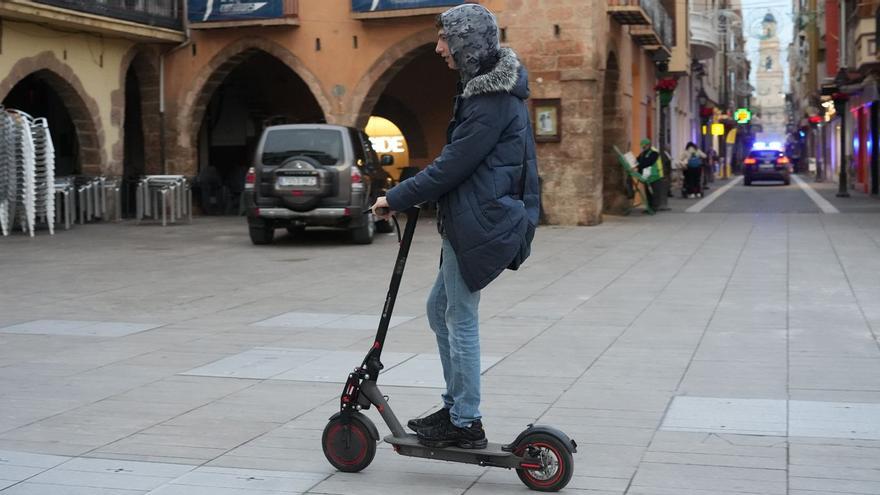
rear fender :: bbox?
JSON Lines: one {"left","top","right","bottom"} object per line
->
{"left": 505, "top": 424, "right": 577, "bottom": 453}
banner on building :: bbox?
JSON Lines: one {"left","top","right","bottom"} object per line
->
{"left": 189, "top": 0, "right": 284, "bottom": 22}
{"left": 351, "top": 0, "right": 466, "bottom": 13}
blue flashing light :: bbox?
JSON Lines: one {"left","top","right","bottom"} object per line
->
{"left": 753, "top": 142, "right": 767, "bottom": 150}
{"left": 768, "top": 141, "right": 783, "bottom": 150}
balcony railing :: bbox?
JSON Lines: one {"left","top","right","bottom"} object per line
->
{"left": 610, "top": 0, "right": 673, "bottom": 49}
{"left": 690, "top": 10, "right": 719, "bottom": 60}
{"left": 32, "top": 0, "right": 182, "bottom": 30}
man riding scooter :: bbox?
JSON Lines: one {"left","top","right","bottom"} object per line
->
{"left": 372, "top": 3, "right": 540, "bottom": 449}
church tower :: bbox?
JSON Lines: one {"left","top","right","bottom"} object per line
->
{"left": 755, "top": 12, "right": 786, "bottom": 140}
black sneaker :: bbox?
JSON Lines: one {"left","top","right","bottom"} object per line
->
{"left": 417, "top": 419, "right": 488, "bottom": 449}
{"left": 407, "top": 407, "right": 450, "bottom": 433}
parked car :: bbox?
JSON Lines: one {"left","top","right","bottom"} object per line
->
{"left": 242, "top": 124, "right": 396, "bottom": 245}
{"left": 743, "top": 145, "right": 792, "bottom": 186}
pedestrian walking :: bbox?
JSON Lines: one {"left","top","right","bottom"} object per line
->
{"left": 371, "top": 3, "right": 539, "bottom": 449}
{"left": 677, "top": 141, "right": 706, "bottom": 198}
{"left": 704, "top": 148, "right": 718, "bottom": 188}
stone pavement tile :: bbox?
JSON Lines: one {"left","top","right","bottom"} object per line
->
{"left": 540, "top": 407, "right": 661, "bottom": 430}
{"left": 660, "top": 397, "right": 787, "bottom": 436}
{"left": 629, "top": 462, "right": 787, "bottom": 494}
{"left": 555, "top": 385, "right": 672, "bottom": 414}
{"left": 108, "top": 376, "right": 256, "bottom": 407}
{"left": 627, "top": 488, "right": 771, "bottom": 495}
{"left": 21, "top": 457, "right": 194, "bottom": 492}
{"left": 789, "top": 401, "right": 880, "bottom": 440}
{"left": 308, "top": 469, "right": 474, "bottom": 495}
{"left": 788, "top": 389, "right": 880, "bottom": 404}
{"left": 789, "top": 439, "right": 880, "bottom": 469}
{"left": 643, "top": 431, "right": 787, "bottom": 470}
{"left": 789, "top": 476, "right": 880, "bottom": 494}
{"left": 147, "top": 466, "right": 327, "bottom": 494}
{"left": 0, "top": 484, "right": 147, "bottom": 494}
{"left": 0, "top": 449, "right": 69, "bottom": 490}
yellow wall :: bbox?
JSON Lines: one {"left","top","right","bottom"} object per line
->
{"left": 0, "top": 18, "right": 135, "bottom": 174}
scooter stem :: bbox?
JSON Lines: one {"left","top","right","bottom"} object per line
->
{"left": 362, "top": 206, "right": 421, "bottom": 375}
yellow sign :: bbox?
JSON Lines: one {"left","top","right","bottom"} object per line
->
{"left": 711, "top": 123, "right": 725, "bottom": 136}
{"left": 365, "top": 116, "right": 409, "bottom": 180}
{"left": 701, "top": 125, "right": 707, "bottom": 135}
{"left": 726, "top": 128, "right": 738, "bottom": 144}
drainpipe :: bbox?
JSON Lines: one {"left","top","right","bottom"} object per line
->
{"left": 160, "top": 0, "right": 192, "bottom": 175}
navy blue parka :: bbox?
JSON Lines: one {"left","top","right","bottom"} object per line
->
{"left": 385, "top": 47, "right": 540, "bottom": 292}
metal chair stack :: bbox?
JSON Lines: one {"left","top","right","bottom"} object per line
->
{"left": 8, "top": 110, "right": 36, "bottom": 237}
{"left": 136, "top": 175, "right": 192, "bottom": 226}
{"left": 31, "top": 117, "right": 55, "bottom": 235}
{"left": 0, "top": 107, "right": 16, "bottom": 236}
{"left": 54, "top": 176, "right": 75, "bottom": 230}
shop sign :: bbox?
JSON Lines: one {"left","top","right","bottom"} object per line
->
{"left": 352, "top": 0, "right": 465, "bottom": 12}
{"left": 734, "top": 108, "right": 752, "bottom": 124}
{"left": 189, "top": 0, "right": 284, "bottom": 22}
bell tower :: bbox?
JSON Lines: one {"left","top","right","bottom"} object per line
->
{"left": 755, "top": 12, "right": 785, "bottom": 140}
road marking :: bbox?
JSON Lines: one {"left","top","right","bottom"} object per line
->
{"left": 685, "top": 175, "right": 743, "bottom": 213}
{"left": 792, "top": 174, "right": 840, "bottom": 213}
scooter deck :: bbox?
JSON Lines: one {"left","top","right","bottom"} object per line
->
{"left": 384, "top": 434, "right": 521, "bottom": 469}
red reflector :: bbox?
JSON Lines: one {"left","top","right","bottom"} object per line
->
{"left": 744, "top": 158, "right": 756, "bottom": 165}
{"left": 342, "top": 396, "right": 350, "bottom": 403}
{"left": 245, "top": 167, "right": 256, "bottom": 184}
{"left": 292, "top": 191, "right": 303, "bottom": 196}
{"left": 351, "top": 167, "right": 362, "bottom": 184}
{"left": 372, "top": 341, "right": 381, "bottom": 350}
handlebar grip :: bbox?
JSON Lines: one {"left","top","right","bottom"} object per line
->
{"left": 363, "top": 207, "right": 391, "bottom": 216}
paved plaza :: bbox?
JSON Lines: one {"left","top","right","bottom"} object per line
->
{"left": 1, "top": 176, "right": 879, "bottom": 494}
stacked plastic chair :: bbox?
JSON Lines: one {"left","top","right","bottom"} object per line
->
{"left": 31, "top": 118, "right": 55, "bottom": 235}
{"left": 8, "top": 110, "right": 36, "bottom": 237}
{"left": 0, "top": 107, "right": 16, "bottom": 236}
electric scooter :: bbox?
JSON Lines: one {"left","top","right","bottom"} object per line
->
{"left": 321, "top": 206, "right": 577, "bottom": 492}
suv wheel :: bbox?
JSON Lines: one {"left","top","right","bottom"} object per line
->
{"left": 249, "top": 220, "right": 275, "bottom": 245}
{"left": 351, "top": 213, "right": 376, "bottom": 245}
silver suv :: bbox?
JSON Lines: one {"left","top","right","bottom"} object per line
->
{"left": 243, "top": 124, "right": 394, "bottom": 245}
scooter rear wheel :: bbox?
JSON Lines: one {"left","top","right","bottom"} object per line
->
{"left": 322, "top": 416, "right": 376, "bottom": 472}
{"left": 515, "top": 433, "right": 573, "bottom": 492}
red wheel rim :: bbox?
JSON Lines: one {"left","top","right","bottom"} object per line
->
{"left": 325, "top": 423, "right": 368, "bottom": 466}
{"left": 518, "top": 441, "right": 565, "bottom": 488}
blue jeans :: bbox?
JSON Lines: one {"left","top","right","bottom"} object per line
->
{"left": 426, "top": 239, "right": 482, "bottom": 428}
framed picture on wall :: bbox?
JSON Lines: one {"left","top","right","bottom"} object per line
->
{"left": 533, "top": 98, "right": 561, "bottom": 142}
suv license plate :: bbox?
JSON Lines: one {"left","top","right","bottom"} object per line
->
{"left": 277, "top": 176, "right": 317, "bottom": 187}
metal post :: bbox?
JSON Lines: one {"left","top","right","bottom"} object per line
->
{"left": 836, "top": 0, "right": 850, "bottom": 197}
{"left": 837, "top": 101, "right": 850, "bottom": 197}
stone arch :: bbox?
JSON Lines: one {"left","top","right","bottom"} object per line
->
{"left": 111, "top": 46, "right": 162, "bottom": 176}
{"left": 173, "top": 38, "right": 331, "bottom": 176}
{"left": 601, "top": 51, "right": 629, "bottom": 215}
{"left": 350, "top": 28, "right": 439, "bottom": 130}
{"left": 0, "top": 51, "right": 105, "bottom": 174}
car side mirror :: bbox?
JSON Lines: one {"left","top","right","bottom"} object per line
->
{"left": 380, "top": 154, "right": 394, "bottom": 166}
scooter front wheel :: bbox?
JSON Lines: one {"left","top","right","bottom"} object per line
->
{"left": 515, "top": 433, "right": 573, "bottom": 492}
{"left": 322, "top": 415, "right": 376, "bottom": 472}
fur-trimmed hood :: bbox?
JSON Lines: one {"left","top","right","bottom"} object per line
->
{"left": 463, "top": 47, "right": 529, "bottom": 100}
